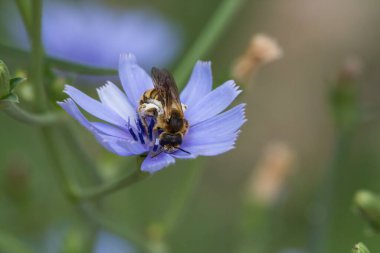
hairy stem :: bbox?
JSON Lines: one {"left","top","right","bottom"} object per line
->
{"left": 309, "top": 133, "right": 352, "bottom": 253}
{"left": 30, "top": 0, "right": 48, "bottom": 111}
{"left": 163, "top": 162, "right": 202, "bottom": 235}
{"left": 73, "top": 157, "right": 149, "bottom": 201}
{"left": 2, "top": 102, "right": 63, "bottom": 125}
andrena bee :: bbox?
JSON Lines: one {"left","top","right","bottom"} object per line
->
{"left": 138, "top": 67, "right": 189, "bottom": 156}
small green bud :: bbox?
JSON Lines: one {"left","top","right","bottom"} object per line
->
{"left": 0, "top": 60, "right": 10, "bottom": 99}
{"left": 330, "top": 58, "right": 362, "bottom": 134}
{"left": 352, "top": 242, "right": 370, "bottom": 253}
{"left": 354, "top": 190, "right": 380, "bottom": 232}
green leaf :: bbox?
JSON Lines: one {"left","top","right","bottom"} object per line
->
{"left": 352, "top": 242, "right": 370, "bottom": 253}
{"left": 9, "top": 77, "right": 27, "bottom": 91}
{"left": 1, "top": 93, "right": 19, "bottom": 103}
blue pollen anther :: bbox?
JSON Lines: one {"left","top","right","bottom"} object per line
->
{"left": 136, "top": 118, "right": 146, "bottom": 136}
{"left": 138, "top": 131, "right": 145, "bottom": 144}
{"left": 148, "top": 119, "right": 155, "bottom": 141}
{"left": 127, "top": 119, "right": 138, "bottom": 141}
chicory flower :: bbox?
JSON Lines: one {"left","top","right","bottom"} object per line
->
{"left": 59, "top": 54, "right": 246, "bottom": 173}
{"left": 2, "top": 1, "right": 182, "bottom": 68}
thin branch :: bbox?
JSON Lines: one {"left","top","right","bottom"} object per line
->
{"left": 2, "top": 102, "right": 63, "bottom": 125}
{"left": 73, "top": 158, "right": 149, "bottom": 201}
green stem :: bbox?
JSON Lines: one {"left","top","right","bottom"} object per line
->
{"left": 73, "top": 157, "right": 149, "bottom": 201}
{"left": 2, "top": 102, "right": 63, "bottom": 125}
{"left": 163, "top": 162, "right": 202, "bottom": 234}
{"left": 0, "top": 43, "right": 117, "bottom": 76}
{"left": 174, "top": 0, "right": 246, "bottom": 87}
{"left": 48, "top": 57, "right": 117, "bottom": 76}
{"left": 61, "top": 124, "right": 102, "bottom": 184}
{"left": 30, "top": 0, "right": 47, "bottom": 111}
{"left": 80, "top": 203, "right": 150, "bottom": 252}
{"left": 309, "top": 132, "right": 352, "bottom": 253}
{"left": 42, "top": 127, "right": 77, "bottom": 201}
{"left": 15, "top": 0, "right": 32, "bottom": 40}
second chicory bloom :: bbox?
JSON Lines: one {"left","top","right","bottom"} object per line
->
{"left": 59, "top": 54, "right": 246, "bottom": 173}
{"left": 2, "top": 1, "right": 182, "bottom": 69}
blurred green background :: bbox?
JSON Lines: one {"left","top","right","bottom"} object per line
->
{"left": 0, "top": 0, "right": 380, "bottom": 252}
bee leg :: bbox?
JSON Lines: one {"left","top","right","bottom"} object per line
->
{"left": 138, "top": 103, "right": 158, "bottom": 136}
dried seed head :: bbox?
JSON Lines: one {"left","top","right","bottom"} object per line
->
{"left": 247, "top": 142, "right": 295, "bottom": 206}
{"left": 232, "top": 34, "right": 283, "bottom": 83}
{"left": 339, "top": 56, "right": 363, "bottom": 82}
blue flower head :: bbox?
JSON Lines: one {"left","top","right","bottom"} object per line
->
{"left": 59, "top": 54, "right": 246, "bottom": 173}
{"left": 2, "top": 1, "right": 182, "bottom": 68}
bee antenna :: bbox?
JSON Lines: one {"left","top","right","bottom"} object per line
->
{"left": 177, "top": 148, "right": 191, "bottom": 154}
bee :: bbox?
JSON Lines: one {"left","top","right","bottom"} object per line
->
{"left": 138, "top": 67, "right": 190, "bottom": 156}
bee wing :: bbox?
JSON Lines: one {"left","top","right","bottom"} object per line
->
{"left": 151, "top": 67, "right": 183, "bottom": 116}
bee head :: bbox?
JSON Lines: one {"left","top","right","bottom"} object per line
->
{"left": 159, "top": 132, "right": 182, "bottom": 152}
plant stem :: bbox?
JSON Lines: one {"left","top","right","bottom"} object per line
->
{"left": 2, "top": 102, "right": 62, "bottom": 125}
{"left": 80, "top": 203, "right": 150, "bottom": 252}
{"left": 174, "top": 0, "right": 246, "bottom": 87}
{"left": 42, "top": 127, "right": 77, "bottom": 201}
{"left": 0, "top": 43, "right": 117, "bottom": 76}
{"left": 48, "top": 57, "right": 117, "bottom": 76}
{"left": 163, "top": 162, "right": 202, "bottom": 235}
{"left": 60, "top": 124, "right": 102, "bottom": 184}
{"left": 15, "top": 0, "right": 32, "bottom": 40}
{"left": 30, "top": 0, "right": 47, "bottom": 111}
{"left": 73, "top": 157, "right": 149, "bottom": 201}
{"left": 309, "top": 133, "right": 352, "bottom": 253}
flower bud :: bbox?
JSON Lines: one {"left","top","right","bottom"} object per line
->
{"left": 354, "top": 190, "right": 380, "bottom": 232}
{"left": 0, "top": 60, "right": 10, "bottom": 99}
{"left": 352, "top": 242, "right": 370, "bottom": 253}
{"left": 330, "top": 57, "right": 362, "bottom": 134}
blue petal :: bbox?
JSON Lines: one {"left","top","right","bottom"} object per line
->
{"left": 97, "top": 81, "right": 137, "bottom": 123}
{"left": 185, "top": 80, "right": 241, "bottom": 125}
{"left": 118, "top": 53, "right": 154, "bottom": 107}
{"left": 141, "top": 153, "right": 175, "bottom": 173}
{"left": 171, "top": 150, "right": 197, "bottom": 159}
{"left": 64, "top": 85, "right": 126, "bottom": 127}
{"left": 91, "top": 122, "right": 133, "bottom": 141}
{"left": 181, "top": 104, "right": 246, "bottom": 156}
{"left": 180, "top": 61, "right": 212, "bottom": 108}
{"left": 58, "top": 99, "right": 142, "bottom": 156}
{"left": 101, "top": 135, "right": 147, "bottom": 155}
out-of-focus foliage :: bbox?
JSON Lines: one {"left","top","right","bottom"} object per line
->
{"left": 0, "top": 0, "right": 380, "bottom": 253}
